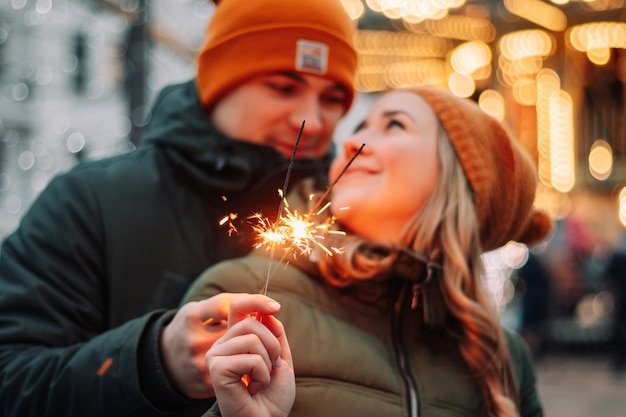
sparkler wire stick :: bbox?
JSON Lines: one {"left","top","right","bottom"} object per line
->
{"left": 261, "top": 121, "right": 305, "bottom": 296}
{"left": 310, "top": 143, "right": 365, "bottom": 215}
{"left": 257, "top": 139, "right": 365, "bottom": 299}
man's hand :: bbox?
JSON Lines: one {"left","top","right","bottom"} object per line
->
{"left": 160, "top": 293, "right": 286, "bottom": 399}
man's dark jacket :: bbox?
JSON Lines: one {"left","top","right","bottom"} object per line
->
{"left": 0, "top": 80, "right": 330, "bottom": 416}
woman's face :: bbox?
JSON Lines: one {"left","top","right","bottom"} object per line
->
{"left": 329, "top": 91, "right": 440, "bottom": 244}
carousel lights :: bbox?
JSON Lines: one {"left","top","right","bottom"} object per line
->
{"left": 478, "top": 89, "right": 505, "bottom": 121}
{"left": 365, "top": 0, "right": 466, "bottom": 22}
{"left": 588, "top": 140, "right": 613, "bottom": 181}
{"left": 568, "top": 22, "right": 626, "bottom": 65}
{"left": 354, "top": 30, "right": 452, "bottom": 57}
{"left": 414, "top": 15, "right": 495, "bottom": 43}
{"left": 503, "top": 0, "right": 568, "bottom": 32}
{"left": 497, "top": 30, "right": 556, "bottom": 105}
{"left": 536, "top": 69, "right": 560, "bottom": 187}
{"left": 577, "top": 0, "right": 625, "bottom": 12}
{"left": 548, "top": 90, "right": 576, "bottom": 193}
{"left": 450, "top": 41, "right": 492, "bottom": 76}
{"left": 499, "top": 30, "right": 555, "bottom": 62}
{"left": 339, "top": 0, "right": 366, "bottom": 20}
{"left": 619, "top": 188, "right": 626, "bottom": 228}
{"left": 354, "top": 30, "right": 452, "bottom": 91}
{"left": 447, "top": 72, "right": 475, "bottom": 98}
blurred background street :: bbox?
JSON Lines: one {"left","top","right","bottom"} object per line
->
{"left": 536, "top": 354, "right": 626, "bottom": 417}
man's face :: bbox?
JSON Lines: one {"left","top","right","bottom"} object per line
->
{"left": 209, "top": 72, "right": 349, "bottom": 159}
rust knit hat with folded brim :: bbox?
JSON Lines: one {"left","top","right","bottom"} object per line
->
{"left": 196, "top": 0, "right": 358, "bottom": 112}
{"left": 411, "top": 86, "right": 553, "bottom": 252}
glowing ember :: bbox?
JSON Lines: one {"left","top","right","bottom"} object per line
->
{"left": 249, "top": 192, "right": 344, "bottom": 258}
{"left": 219, "top": 213, "right": 239, "bottom": 236}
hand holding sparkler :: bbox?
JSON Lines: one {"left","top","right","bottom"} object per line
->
{"left": 161, "top": 293, "right": 288, "bottom": 400}
{"left": 206, "top": 295, "right": 295, "bottom": 417}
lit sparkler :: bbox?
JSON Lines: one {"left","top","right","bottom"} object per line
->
{"left": 257, "top": 121, "right": 304, "bottom": 296}
{"left": 249, "top": 190, "right": 345, "bottom": 258}
{"left": 253, "top": 141, "right": 365, "bottom": 295}
{"left": 218, "top": 120, "right": 364, "bottom": 296}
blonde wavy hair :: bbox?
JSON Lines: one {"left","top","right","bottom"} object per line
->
{"left": 317, "top": 124, "right": 520, "bottom": 417}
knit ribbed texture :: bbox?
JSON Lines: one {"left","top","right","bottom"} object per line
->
{"left": 196, "top": 0, "right": 357, "bottom": 111}
{"left": 412, "top": 86, "right": 553, "bottom": 251}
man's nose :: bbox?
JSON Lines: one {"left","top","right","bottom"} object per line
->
{"left": 290, "top": 96, "right": 323, "bottom": 134}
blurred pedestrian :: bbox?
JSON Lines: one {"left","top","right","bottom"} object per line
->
{"left": 604, "top": 250, "right": 626, "bottom": 373}
{"left": 517, "top": 252, "right": 552, "bottom": 357}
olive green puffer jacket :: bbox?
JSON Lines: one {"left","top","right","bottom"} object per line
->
{"left": 184, "top": 254, "right": 543, "bottom": 417}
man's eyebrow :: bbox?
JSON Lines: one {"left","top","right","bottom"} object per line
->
{"left": 276, "top": 71, "right": 348, "bottom": 93}
{"left": 277, "top": 71, "right": 306, "bottom": 83}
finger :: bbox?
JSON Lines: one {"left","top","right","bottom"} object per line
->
{"left": 210, "top": 353, "right": 272, "bottom": 393}
{"left": 193, "top": 293, "right": 240, "bottom": 326}
{"left": 222, "top": 315, "right": 290, "bottom": 371}
{"left": 213, "top": 318, "right": 281, "bottom": 368}
{"left": 257, "top": 314, "right": 293, "bottom": 368}
{"left": 211, "top": 330, "right": 272, "bottom": 363}
{"left": 207, "top": 329, "right": 276, "bottom": 394}
{"left": 215, "top": 316, "right": 282, "bottom": 360}
{"left": 227, "top": 294, "right": 281, "bottom": 326}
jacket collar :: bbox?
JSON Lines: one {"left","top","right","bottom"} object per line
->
{"left": 142, "top": 80, "right": 333, "bottom": 200}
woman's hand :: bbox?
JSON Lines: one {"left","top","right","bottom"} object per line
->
{"left": 207, "top": 295, "right": 295, "bottom": 417}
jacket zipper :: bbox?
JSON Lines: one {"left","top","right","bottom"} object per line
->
{"left": 392, "top": 282, "right": 419, "bottom": 417}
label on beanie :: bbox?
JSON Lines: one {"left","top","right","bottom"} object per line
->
{"left": 295, "top": 40, "right": 328, "bottom": 75}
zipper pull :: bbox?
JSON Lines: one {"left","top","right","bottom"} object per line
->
{"left": 411, "top": 282, "right": 421, "bottom": 310}
{"left": 422, "top": 284, "right": 431, "bottom": 325}
{"left": 422, "top": 265, "right": 434, "bottom": 325}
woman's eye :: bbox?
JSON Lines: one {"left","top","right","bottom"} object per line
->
{"left": 353, "top": 121, "right": 366, "bottom": 134}
{"left": 387, "top": 120, "right": 405, "bottom": 130}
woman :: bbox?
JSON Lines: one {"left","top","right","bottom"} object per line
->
{"left": 189, "top": 86, "right": 553, "bottom": 417}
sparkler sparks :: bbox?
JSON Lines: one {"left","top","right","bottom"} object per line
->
{"left": 252, "top": 141, "right": 364, "bottom": 295}
{"left": 249, "top": 190, "right": 345, "bottom": 258}
{"left": 218, "top": 120, "right": 365, "bottom": 296}
{"left": 219, "top": 213, "right": 239, "bottom": 236}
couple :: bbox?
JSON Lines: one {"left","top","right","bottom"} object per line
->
{"left": 186, "top": 86, "right": 553, "bottom": 417}
{"left": 0, "top": 0, "right": 551, "bottom": 415}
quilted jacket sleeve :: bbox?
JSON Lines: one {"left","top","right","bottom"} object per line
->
{"left": 0, "top": 173, "right": 206, "bottom": 416}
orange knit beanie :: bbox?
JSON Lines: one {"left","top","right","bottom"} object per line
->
{"left": 412, "top": 86, "right": 553, "bottom": 251}
{"left": 196, "top": 0, "right": 357, "bottom": 112}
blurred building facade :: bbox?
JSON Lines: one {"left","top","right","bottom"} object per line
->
{"left": 0, "top": 0, "right": 211, "bottom": 235}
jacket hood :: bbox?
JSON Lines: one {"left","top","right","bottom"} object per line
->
{"left": 143, "top": 80, "right": 334, "bottom": 198}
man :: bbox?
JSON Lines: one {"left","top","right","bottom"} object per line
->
{"left": 0, "top": 0, "right": 357, "bottom": 415}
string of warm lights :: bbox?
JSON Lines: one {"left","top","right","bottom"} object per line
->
{"left": 344, "top": 0, "right": 626, "bottom": 229}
